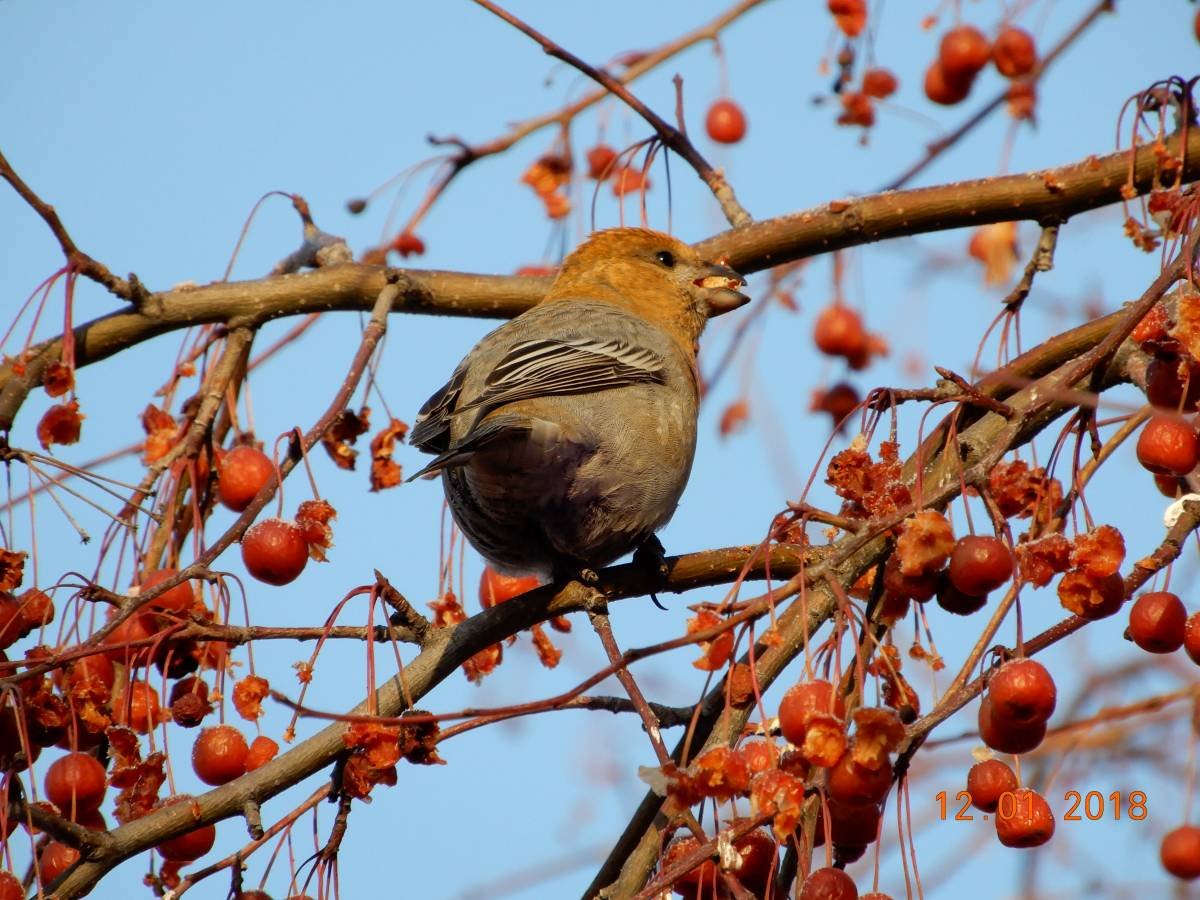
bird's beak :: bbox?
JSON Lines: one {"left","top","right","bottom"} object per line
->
{"left": 694, "top": 262, "right": 750, "bottom": 317}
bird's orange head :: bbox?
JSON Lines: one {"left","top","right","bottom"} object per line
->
{"left": 544, "top": 228, "right": 749, "bottom": 346}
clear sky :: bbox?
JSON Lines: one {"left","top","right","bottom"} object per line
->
{"left": 1, "top": 1, "right": 1199, "bottom": 898}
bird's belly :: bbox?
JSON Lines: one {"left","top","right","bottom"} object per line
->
{"left": 448, "top": 398, "right": 695, "bottom": 574}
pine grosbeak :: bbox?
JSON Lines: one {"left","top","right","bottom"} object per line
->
{"left": 409, "top": 227, "right": 748, "bottom": 580}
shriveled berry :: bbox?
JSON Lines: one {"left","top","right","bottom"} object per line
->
{"left": 217, "top": 445, "right": 275, "bottom": 512}
{"left": 192, "top": 724, "right": 249, "bottom": 786}
{"left": 242, "top": 518, "right": 308, "bottom": 586}
{"left": 967, "top": 758, "right": 1017, "bottom": 813}
{"left": 1162, "top": 824, "right": 1200, "bottom": 879}
{"left": 1136, "top": 415, "right": 1200, "bottom": 476}
{"left": 995, "top": 788, "right": 1054, "bottom": 848}
{"left": 988, "top": 658, "right": 1056, "bottom": 729}
{"left": 705, "top": 98, "right": 748, "bottom": 144}
{"left": 948, "top": 536, "right": 1013, "bottom": 596}
{"left": 1128, "top": 591, "right": 1187, "bottom": 653}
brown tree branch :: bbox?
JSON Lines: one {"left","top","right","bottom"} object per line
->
{"left": 471, "top": 0, "right": 752, "bottom": 227}
{"left": 1, "top": 129, "right": 1195, "bottom": 437}
{"left": 0, "top": 149, "right": 134, "bottom": 300}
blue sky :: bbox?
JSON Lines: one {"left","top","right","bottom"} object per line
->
{"left": 2, "top": 1, "right": 1199, "bottom": 898}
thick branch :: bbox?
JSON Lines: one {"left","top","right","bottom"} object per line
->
{"left": 2, "top": 129, "right": 1194, "bottom": 435}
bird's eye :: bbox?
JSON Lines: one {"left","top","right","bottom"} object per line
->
{"left": 655, "top": 250, "right": 676, "bottom": 268}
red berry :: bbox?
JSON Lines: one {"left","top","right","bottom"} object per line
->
{"left": 1185, "top": 612, "right": 1200, "bottom": 665}
{"left": 923, "top": 59, "right": 972, "bottom": 105}
{"left": 245, "top": 735, "right": 280, "bottom": 772}
{"left": 242, "top": 518, "right": 308, "bottom": 586}
{"left": 0, "top": 871, "right": 21, "bottom": 900}
{"left": 936, "top": 572, "right": 987, "bottom": 616}
{"left": 966, "top": 758, "right": 1018, "bottom": 813}
{"left": 479, "top": 567, "right": 540, "bottom": 607}
{"left": 660, "top": 836, "right": 718, "bottom": 891}
{"left": 192, "top": 724, "right": 249, "bottom": 786}
{"left": 827, "top": 752, "right": 892, "bottom": 806}
{"left": 988, "top": 658, "right": 1056, "bottom": 729}
{"left": 1162, "top": 824, "right": 1200, "bottom": 879}
{"left": 995, "top": 788, "right": 1054, "bottom": 848}
{"left": 991, "top": 26, "right": 1037, "bottom": 77}
{"left": 0, "top": 597, "right": 22, "bottom": 650}
{"left": 827, "top": 0, "right": 867, "bottom": 37}
{"left": 156, "top": 795, "right": 216, "bottom": 862}
{"left": 137, "top": 567, "right": 197, "bottom": 616}
{"left": 948, "top": 536, "right": 1013, "bottom": 596}
{"left": 813, "top": 305, "right": 867, "bottom": 358}
{"left": 939, "top": 25, "right": 991, "bottom": 82}
{"left": 1136, "top": 415, "right": 1200, "bottom": 476}
{"left": 799, "top": 866, "right": 858, "bottom": 899}
{"left": 861, "top": 68, "right": 898, "bottom": 99}
{"left": 44, "top": 752, "right": 107, "bottom": 815}
{"left": 217, "top": 445, "right": 275, "bottom": 512}
{"left": 113, "top": 682, "right": 163, "bottom": 734}
{"left": 1128, "top": 591, "right": 1187, "bottom": 653}
{"left": 706, "top": 98, "right": 747, "bottom": 144}
{"left": 102, "top": 609, "right": 159, "bottom": 667}
{"left": 978, "top": 695, "right": 1046, "bottom": 754}
{"left": 778, "top": 680, "right": 845, "bottom": 746}
{"left": 584, "top": 144, "right": 618, "bottom": 180}
{"left": 731, "top": 829, "right": 776, "bottom": 894}
{"left": 1145, "top": 357, "right": 1200, "bottom": 411}
{"left": 37, "top": 840, "right": 80, "bottom": 885}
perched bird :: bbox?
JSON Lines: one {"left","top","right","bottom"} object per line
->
{"left": 409, "top": 227, "right": 749, "bottom": 581}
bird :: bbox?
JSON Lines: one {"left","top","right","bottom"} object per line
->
{"left": 408, "top": 227, "right": 749, "bottom": 582}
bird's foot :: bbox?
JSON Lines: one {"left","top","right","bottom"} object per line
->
{"left": 633, "top": 535, "right": 670, "bottom": 610}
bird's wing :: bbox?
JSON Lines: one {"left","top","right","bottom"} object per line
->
{"left": 409, "top": 363, "right": 467, "bottom": 454}
{"left": 460, "top": 336, "right": 666, "bottom": 413}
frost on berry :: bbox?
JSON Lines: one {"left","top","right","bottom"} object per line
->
{"left": 42, "top": 360, "right": 75, "bottom": 398}
{"left": 750, "top": 769, "right": 806, "bottom": 839}
{"left": 0, "top": 550, "right": 26, "bottom": 593}
{"left": 801, "top": 714, "right": 847, "bottom": 767}
{"left": 849, "top": 707, "right": 905, "bottom": 770}
{"left": 140, "top": 404, "right": 180, "bottom": 465}
{"left": 109, "top": 730, "right": 166, "bottom": 824}
{"left": 688, "top": 609, "right": 734, "bottom": 671}
{"left": 341, "top": 722, "right": 402, "bottom": 799}
{"left": 232, "top": 674, "right": 269, "bottom": 721}
{"left": 689, "top": 746, "right": 752, "bottom": 801}
{"left": 296, "top": 499, "right": 337, "bottom": 562}
{"left": 530, "top": 622, "right": 562, "bottom": 669}
{"left": 826, "top": 439, "right": 911, "bottom": 519}
{"left": 1070, "top": 525, "right": 1125, "bottom": 578}
{"left": 321, "top": 406, "right": 370, "bottom": 470}
{"left": 988, "top": 459, "right": 1062, "bottom": 523}
{"left": 37, "top": 399, "right": 84, "bottom": 450}
{"left": 1014, "top": 534, "right": 1072, "bottom": 587}
{"left": 369, "top": 418, "right": 409, "bottom": 491}
{"left": 1170, "top": 291, "right": 1200, "bottom": 361}
{"left": 1057, "top": 570, "right": 1125, "bottom": 620}
{"left": 895, "top": 510, "right": 955, "bottom": 576}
